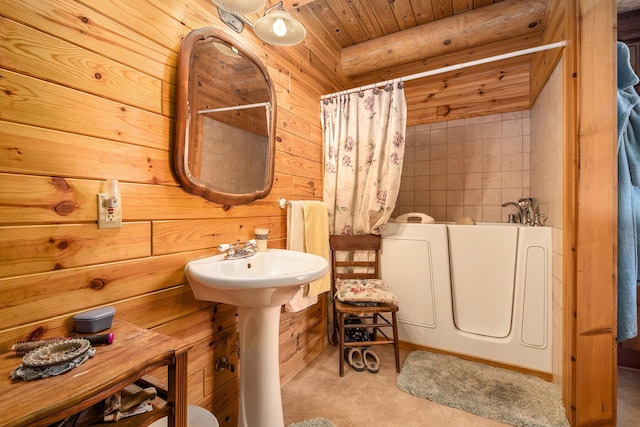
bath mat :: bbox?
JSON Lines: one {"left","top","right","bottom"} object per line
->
{"left": 287, "top": 418, "right": 336, "bottom": 427}
{"left": 397, "top": 351, "right": 569, "bottom": 427}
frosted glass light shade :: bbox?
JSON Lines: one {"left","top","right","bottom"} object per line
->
{"left": 253, "top": 10, "right": 306, "bottom": 46}
{"left": 211, "top": 0, "right": 265, "bottom": 15}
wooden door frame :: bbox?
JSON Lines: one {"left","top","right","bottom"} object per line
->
{"left": 568, "top": 0, "right": 618, "bottom": 425}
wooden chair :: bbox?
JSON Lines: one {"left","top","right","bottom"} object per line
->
{"left": 329, "top": 234, "right": 401, "bottom": 377}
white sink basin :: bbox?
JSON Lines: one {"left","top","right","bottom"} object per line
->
{"left": 185, "top": 249, "right": 329, "bottom": 307}
{"left": 185, "top": 248, "right": 329, "bottom": 427}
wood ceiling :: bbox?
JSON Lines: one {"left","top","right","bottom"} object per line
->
{"left": 294, "top": 0, "right": 508, "bottom": 49}
{"left": 276, "top": 0, "right": 552, "bottom": 124}
{"left": 270, "top": 1, "right": 639, "bottom": 125}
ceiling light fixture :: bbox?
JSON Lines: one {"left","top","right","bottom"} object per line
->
{"left": 214, "top": 1, "right": 306, "bottom": 46}
{"left": 254, "top": 4, "right": 306, "bottom": 46}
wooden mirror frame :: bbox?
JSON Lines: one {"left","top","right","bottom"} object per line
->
{"left": 174, "top": 28, "right": 276, "bottom": 206}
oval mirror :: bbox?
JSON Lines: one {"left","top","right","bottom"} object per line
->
{"left": 174, "top": 28, "right": 276, "bottom": 206}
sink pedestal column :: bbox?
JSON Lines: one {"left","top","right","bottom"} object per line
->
{"left": 237, "top": 305, "right": 285, "bottom": 427}
{"left": 185, "top": 249, "right": 328, "bottom": 426}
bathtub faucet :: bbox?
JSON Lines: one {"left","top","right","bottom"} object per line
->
{"left": 502, "top": 198, "right": 536, "bottom": 225}
{"left": 518, "top": 198, "right": 535, "bottom": 225}
{"left": 501, "top": 201, "right": 523, "bottom": 224}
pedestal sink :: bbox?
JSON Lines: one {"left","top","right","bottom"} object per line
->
{"left": 185, "top": 249, "right": 329, "bottom": 427}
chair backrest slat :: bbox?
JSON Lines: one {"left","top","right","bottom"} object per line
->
{"left": 335, "top": 272, "right": 377, "bottom": 280}
{"left": 334, "top": 261, "right": 376, "bottom": 268}
{"left": 330, "top": 234, "right": 381, "bottom": 251}
{"left": 329, "top": 234, "right": 382, "bottom": 289}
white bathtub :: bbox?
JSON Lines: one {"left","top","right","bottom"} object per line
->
{"left": 380, "top": 222, "right": 552, "bottom": 373}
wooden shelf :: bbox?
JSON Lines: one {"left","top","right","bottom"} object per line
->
{"left": 0, "top": 320, "right": 191, "bottom": 427}
{"left": 86, "top": 393, "right": 169, "bottom": 426}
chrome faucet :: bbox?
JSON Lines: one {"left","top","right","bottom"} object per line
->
{"left": 501, "top": 201, "right": 522, "bottom": 223}
{"left": 518, "top": 198, "right": 534, "bottom": 226}
{"left": 502, "top": 198, "right": 545, "bottom": 226}
{"left": 502, "top": 198, "right": 537, "bottom": 225}
{"left": 218, "top": 239, "right": 259, "bottom": 260}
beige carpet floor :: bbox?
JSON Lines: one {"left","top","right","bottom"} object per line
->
{"left": 618, "top": 366, "right": 640, "bottom": 427}
{"left": 282, "top": 345, "right": 508, "bottom": 427}
{"left": 283, "top": 345, "right": 640, "bottom": 427}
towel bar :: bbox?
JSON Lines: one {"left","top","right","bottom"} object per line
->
{"left": 278, "top": 198, "right": 290, "bottom": 209}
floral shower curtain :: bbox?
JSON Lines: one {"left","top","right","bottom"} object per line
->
{"left": 321, "top": 80, "right": 407, "bottom": 344}
{"left": 322, "top": 79, "right": 407, "bottom": 235}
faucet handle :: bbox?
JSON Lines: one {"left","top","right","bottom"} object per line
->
{"left": 533, "top": 213, "right": 547, "bottom": 226}
{"left": 218, "top": 243, "right": 236, "bottom": 254}
{"left": 244, "top": 239, "right": 258, "bottom": 251}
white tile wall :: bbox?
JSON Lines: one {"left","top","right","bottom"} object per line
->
{"left": 530, "top": 60, "right": 564, "bottom": 387}
{"left": 395, "top": 111, "right": 531, "bottom": 223}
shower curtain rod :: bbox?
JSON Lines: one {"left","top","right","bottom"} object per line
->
{"left": 321, "top": 41, "right": 567, "bottom": 100}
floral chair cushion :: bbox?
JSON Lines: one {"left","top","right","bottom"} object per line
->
{"left": 335, "top": 279, "right": 399, "bottom": 305}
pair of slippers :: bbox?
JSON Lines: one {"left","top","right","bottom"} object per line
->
{"left": 344, "top": 348, "right": 380, "bottom": 373}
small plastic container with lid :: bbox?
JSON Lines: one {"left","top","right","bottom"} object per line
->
{"left": 73, "top": 306, "right": 115, "bottom": 333}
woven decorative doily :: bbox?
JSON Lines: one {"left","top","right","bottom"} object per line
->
{"left": 22, "top": 339, "right": 91, "bottom": 367}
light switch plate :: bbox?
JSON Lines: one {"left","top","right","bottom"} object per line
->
{"left": 97, "top": 193, "right": 122, "bottom": 229}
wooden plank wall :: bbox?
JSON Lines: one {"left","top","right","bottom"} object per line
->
{"left": 0, "top": 0, "right": 348, "bottom": 425}
{"left": 530, "top": 0, "right": 566, "bottom": 103}
{"left": 559, "top": 1, "right": 579, "bottom": 424}
{"left": 404, "top": 52, "right": 533, "bottom": 125}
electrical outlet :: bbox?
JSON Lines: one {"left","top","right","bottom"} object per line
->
{"left": 97, "top": 193, "right": 122, "bottom": 229}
